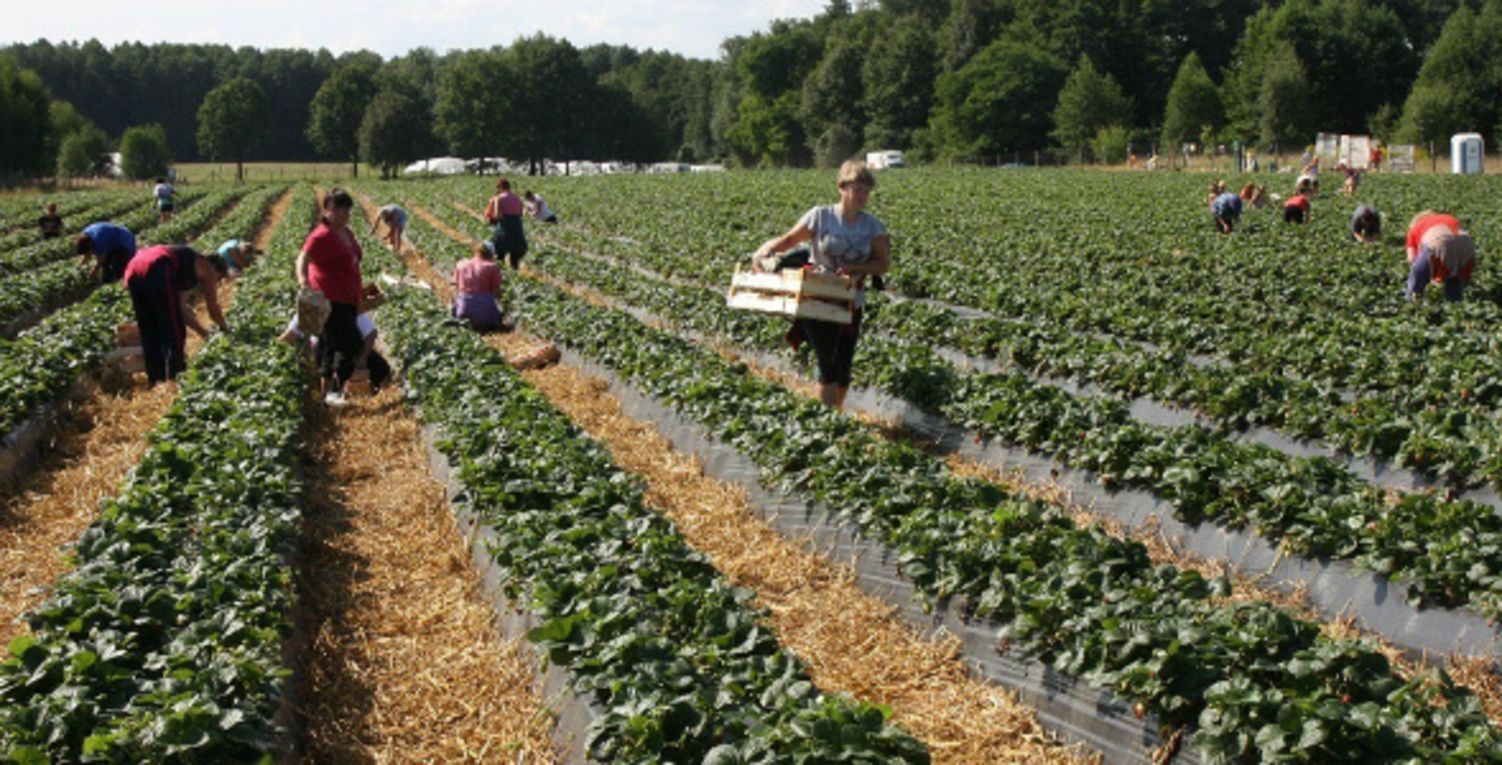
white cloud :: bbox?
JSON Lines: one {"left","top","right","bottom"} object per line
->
{"left": 3, "top": 0, "right": 828, "bottom": 59}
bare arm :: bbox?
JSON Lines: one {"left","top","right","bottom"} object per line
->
{"left": 202, "top": 272, "right": 228, "bottom": 330}
{"left": 752, "top": 223, "right": 813, "bottom": 272}
{"left": 296, "top": 248, "right": 311, "bottom": 288}
{"left": 181, "top": 293, "right": 212, "bottom": 338}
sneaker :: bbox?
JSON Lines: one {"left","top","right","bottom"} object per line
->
{"left": 323, "top": 390, "right": 348, "bottom": 408}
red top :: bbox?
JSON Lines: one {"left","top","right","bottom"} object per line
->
{"left": 302, "top": 222, "right": 363, "bottom": 305}
{"left": 1406, "top": 213, "right": 1461, "bottom": 258}
{"left": 123, "top": 244, "right": 197, "bottom": 290}
{"left": 485, "top": 192, "right": 523, "bottom": 221}
{"left": 1284, "top": 195, "right": 1310, "bottom": 212}
{"left": 453, "top": 257, "right": 502, "bottom": 295}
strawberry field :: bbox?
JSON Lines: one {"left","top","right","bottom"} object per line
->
{"left": 3, "top": 169, "right": 1502, "bottom": 763}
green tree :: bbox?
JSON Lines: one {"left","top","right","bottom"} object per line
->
{"left": 1398, "top": 2, "right": 1502, "bottom": 146}
{"left": 1160, "top": 52, "right": 1222, "bottom": 160}
{"left": 929, "top": 38, "right": 1067, "bottom": 161}
{"left": 196, "top": 76, "right": 269, "bottom": 181}
{"left": 861, "top": 22, "right": 936, "bottom": 150}
{"left": 433, "top": 49, "right": 509, "bottom": 159}
{"left": 1090, "top": 125, "right": 1134, "bottom": 164}
{"left": 359, "top": 89, "right": 428, "bottom": 178}
{"left": 938, "top": 0, "right": 1006, "bottom": 75}
{"left": 307, "top": 63, "right": 377, "bottom": 177}
{"left": 1050, "top": 55, "right": 1132, "bottom": 163}
{"left": 56, "top": 124, "right": 110, "bottom": 180}
{"left": 1256, "top": 42, "right": 1315, "bottom": 149}
{"left": 0, "top": 55, "right": 54, "bottom": 177}
{"left": 119, "top": 123, "right": 171, "bottom": 180}
{"left": 801, "top": 40, "right": 866, "bottom": 166}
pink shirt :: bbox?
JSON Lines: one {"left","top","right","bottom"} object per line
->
{"left": 486, "top": 191, "right": 523, "bottom": 221}
{"left": 303, "top": 222, "right": 364, "bottom": 306}
{"left": 453, "top": 257, "right": 502, "bottom": 295}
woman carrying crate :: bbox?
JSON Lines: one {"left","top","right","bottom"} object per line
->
{"left": 753, "top": 159, "right": 890, "bottom": 409}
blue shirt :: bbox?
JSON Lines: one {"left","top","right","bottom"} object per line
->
{"left": 218, "top": 239, "right": 245, "bottom": 273}
{"left": 1211, "top": 193, "right": 1242, "bottom": 219}
{"left": 82, "top": 222, "right": 136, "bottom": 257}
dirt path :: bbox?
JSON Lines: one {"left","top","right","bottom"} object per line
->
{"left": 0, "top": 188, "right": 296, "bottom": 646}
{"left": 295, "top": 388, "right": 558, "bottom": 763}
{"left": 397, "top": 209, "right": 1090, "bottom": 764}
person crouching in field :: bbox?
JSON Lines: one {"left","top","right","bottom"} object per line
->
{"left": 38, "top": 203, "right": 63, "bottom": 239}
{"left": 1209, "top": 190, "right": 1242, "bottom": 233}
{"left": 1238, "top": 183, "right": 1267, "bottom": 210}
{"left": 1283, "top": 191, "right": 1310, "bottom": 224}
{"left": 524, "top": 191, "right": 558, "bottom": 223}
{"left": 370, "top": 204, "right": 408, "bottom": 252}
{"left": 452, "top": 241, "right": 505, "bottom": 331}
{"left": 75, "top": 221, "right": 137, "bottom": 283}
{"left": 485, "top": 178, "right": 528, "bottom": 270}
{"left": 1351, "top": 205, "right": 1381, "bottom": 244}
{"left": 217, "top": 239, "right": 259, "bottom": 278}
{"left": 1406, "top": 210, "right": 1476, "bottom": 302}
{"left": 124, "top": 245, "right": 228, "bottom": 385}
{"left": 753, "top": 159, "right": 890, "bottom": 409}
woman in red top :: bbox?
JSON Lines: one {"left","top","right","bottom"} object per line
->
{"left": 484, "top": 177, "right": 528, "bottom": 270}
{"left": 1405, "top": 210, "right": 1476, "bottom": 302}
{"left": 296, "top": 189, "right": 367, "bottom": 400}
{"left": 1283, "top": 193, "right": 1310, "bottom": 224}
{"left": 451, "top": 241, "right": 504, "bottom": 331}
{"left": 124, "top": 245, "right": 228, "bottom": 384}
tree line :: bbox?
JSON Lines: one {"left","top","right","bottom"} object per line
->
{"left": 1, "top": 0, "right": 1499, "bottom": 179}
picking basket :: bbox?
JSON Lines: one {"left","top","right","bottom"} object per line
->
{"left": 726, "top": 267, "right": 854, "bottom": 325}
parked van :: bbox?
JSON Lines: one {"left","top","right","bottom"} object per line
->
{"left": 865, "top": 150, "right": 906, "bottom": 169}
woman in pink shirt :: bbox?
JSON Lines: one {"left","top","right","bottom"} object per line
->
{"left": 452, "top": 241, "right": 504, "bottom": 331}
{"left": 296, "top": 188, "right": 367, "bottom": 401}
{"left": 484, "top": 177, "right": 528, "bottom": 270}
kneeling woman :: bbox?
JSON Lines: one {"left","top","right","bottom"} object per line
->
{"left": 754, "top": 159, "right": 890, "bottom": 408}
{"left": 452, "top": 241, "right": 505, "bottom": 331}
{"left": 123, "top": 245, "right": 229, "bottom": 384}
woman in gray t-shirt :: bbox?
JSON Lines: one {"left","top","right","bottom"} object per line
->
{"left": 753, "top": 159, "right": 891, "bottom": 408}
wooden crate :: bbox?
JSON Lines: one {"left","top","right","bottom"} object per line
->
{"left": 726, "top": 268, "right": 854, "bottom": 324}
{"left": 107, "top": 347, "right": 145, "bottom": 375}
{"left": 116, "top": 323, "right": 141, "bottom": 348}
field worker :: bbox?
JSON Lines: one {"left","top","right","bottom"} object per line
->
{"left": 1298, "top": 155, "right": 1320, "bottom": 195}
{"left": 452, "top": 241, "right": 505, "bottom": 331}
{"left": 1238, "top": 183, "right": 1267, "bottom": 210}
{"left": 1209, "top": 190, "right": 1242, "bottom": 234}
{"left": 1337, "top": 162, "right": 1360, "bottom": 195}
{"left": 216, "top": 239, "right": 259, "bottom": 277}
{"left": 1351, "top": 205, "right": 1382, "bottom": 243}
{"left": 370, "top": 203, "right": 408, "bottom": 252}
{"left": 524, "top": 190, "right": 558, "bottom": 223}
{"left": 297, "top": 188, "right": 367, "bottom": 405}
{"left": 753, "top": 159, "right": 890, "bottom": 409}
{"left": 1405, "top": 210, "right": 1476, "bottom": 302}
{"left": 38, "top": 202, "right": 63, "bottom": 239}
{"left": 1282, "top": 191, "right": 1311, "bottom": 224}
{"left": 74, "top": 221, "right": 137, "bottom": 283}
{"left": 153, "top": 177, "right": 177, "bottom": 222}
{"left": 484, "top": 177, "right": 528, "bottom": 270}
{"left": 1205, "top": 179, "right": 1227, "bottom": 206}
{"left": 123, "top": 245, "right": 228, "bottom": 385}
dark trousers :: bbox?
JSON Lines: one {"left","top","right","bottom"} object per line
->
{"left": 493, "top": 215, "right": 528, "bottom": 269}
{"left": 126, "top": 262, "right": 185, "bottom": 384}
{"left": 319, "top": 302, "right": 364, "bottom": 388}
{"left": 804, "top": 309, "right": 862, "bottom": 387}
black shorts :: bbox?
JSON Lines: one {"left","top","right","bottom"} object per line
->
{"left": 803, "top": 309, "right": 862, "bottom": 387}
{"left": 1284, "top": 206, "right": 1307, "bottom": 224}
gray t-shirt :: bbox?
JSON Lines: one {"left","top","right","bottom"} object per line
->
{"left": 380, "top": 204, "right": 408, "bottom": 229}
{"left": 798, "top": 204, "right": 887, "bottom": 274}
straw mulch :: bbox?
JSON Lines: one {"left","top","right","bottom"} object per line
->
{"left": 296, "top": 387, "right": 558, "bottom": 764}
{"left": 520, "top": 365, "right": 1093, "bottom": 765}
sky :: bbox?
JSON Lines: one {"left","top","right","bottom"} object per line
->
{"left": 4, "top": 0, "right": 829, "bottom": 61}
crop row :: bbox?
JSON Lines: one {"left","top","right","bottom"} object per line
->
{"left": 0, "top": 189, "right": 139, "bottom": 237}
{"left": 0, "top": 188, "right": 209, "bottom": 276}
{"left": 402, "top": 185, "right": 1502, "bottom": 622}
{"left": 479, "top": 245, "right": 1502, "bottom": 764}
{"left": 0, "top": 186, "right": 285, "bottom": 460}
{"left": 0, "top": 188, "right": 233, "bottom": 336}
{"left": 0, "top": 190, "right": 152, "bottom": 254}
{"left": 342, "top": 201, "right": 932, "bottom": 764}
{"left": 0, "top": 187, "right": 312, "bottom": 761}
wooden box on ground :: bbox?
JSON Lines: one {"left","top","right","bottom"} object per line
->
{"left": 116, "top": 323, "right": 140, "bottom": 347}
{"left": 344, "top": 369, "right": 372, "bottom": 396}
{"left": 726, "top": 268, "right": 855, "bottom": 325}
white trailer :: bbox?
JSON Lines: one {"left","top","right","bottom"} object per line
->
{"left": 865, "top": 150, "right": 906, "bottom": 169}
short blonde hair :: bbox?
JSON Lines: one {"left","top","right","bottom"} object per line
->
{"left": 837, "top": 159, "right": 876, "bottom": 190}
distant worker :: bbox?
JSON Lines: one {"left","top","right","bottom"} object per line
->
{"left": 1350, "top": 205, "right": 1381, "bottom": 244}
{"left": 38, "top": 202, "right": 63, "bottom": 239}
{"left": 1297, "top": 155, "right": 1320, "bottom": 196}
{"left": 1238, "top": 183, "right": 1267, "bottom": 210}
{"left": 123, "top": 245, "right": 228, "bottom": 385}
{"left": 451, "top": 241, "right": 505, "bottom": 332}
{"left": 153, "top": 177, "right": 177, "bottom": 222}
{"left": 1209, "top": 190, "right": 1242, "bottom": 234}
{"left": 74, "top": 222, "right": 137, "bottom": 283}
{"left": 297, "top": 188, "right": 367, "bottom": 406}
{"left": 523, "top": 190, "right": 558, "bottom": 223}
{"left": 1369, "top": 143, "right": 1383, "bottom": 172}
{"left": 370, "top": 204, "right": 408, "bottom": 252}
{"left": 1337, "top": 162, "right": 1360, "bottom": 195}
{"left": 484, "top": 177, "right": 528, "bottom": 270}
{"left": 216, "top": 239, "right": 259, "bottom": 278}
{"left": 753, "top": 159, "right": 889, "bottom": 409}
{"left": 1282, "top": 191, "right": 1311, "bottom": 224}
{"left": 1206, "top": 179, "right": 1227, "bottom": 207}
{"left": 1405, "top": 210, "right": 1476, "bottom": 302}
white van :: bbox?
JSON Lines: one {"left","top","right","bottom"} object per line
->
{"left": 865, "top": 150, "right": 906, "bottom": 169}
